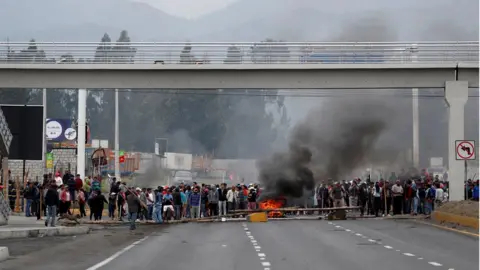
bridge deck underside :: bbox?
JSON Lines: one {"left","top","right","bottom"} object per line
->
{"left": 0, "top": 64, "right": 477, "bottom": 89}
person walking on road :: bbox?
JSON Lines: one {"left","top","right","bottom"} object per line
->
{"left": 44, "top": 183, "right": 59, "bottom": 227}
{"left": 126, "top": 190, "right": 141, "bottom": 230}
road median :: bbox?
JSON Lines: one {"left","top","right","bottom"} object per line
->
{"left": 0, "top": 226, "right": 90, "bottom": 240}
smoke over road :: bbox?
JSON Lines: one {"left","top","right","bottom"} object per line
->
{"left": 257, "top": 97, "right": 392, "bottom": 198}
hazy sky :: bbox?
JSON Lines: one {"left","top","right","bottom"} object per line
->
{"left": 135, "top": 0, "right": 238, "bottom": 19}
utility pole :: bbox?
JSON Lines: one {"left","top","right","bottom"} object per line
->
{"left": 114, "top": 89, "right": 120, "bottom": 180}
{"left": 411, "top": 44, "right": 420, "bottom": 168}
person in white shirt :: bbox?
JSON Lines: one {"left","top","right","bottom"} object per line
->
{"left": 434, "top": 183, "right": 445, "bottom": 205}
{"left": 146, "top": 188, "right": 155, "bottom": 220}
{"left": 226, "top": 186, "right": 238, "bottom": 213}
{"left": 55, "top": 172, "right": 63, "bottom": 187}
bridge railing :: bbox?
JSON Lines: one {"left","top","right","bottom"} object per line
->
{"left": 0, "top": 42, "right": 478, "bottom": 64}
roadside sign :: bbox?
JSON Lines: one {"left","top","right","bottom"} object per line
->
{"left": 455, "top": 140, "right": 476, "bottom": 160}
{"left": 45, "top": 153, "right": 54, "bottom": 169}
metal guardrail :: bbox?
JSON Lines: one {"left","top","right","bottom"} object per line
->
{"left": 0, "top": 42, "right": 478, "bottom": 65}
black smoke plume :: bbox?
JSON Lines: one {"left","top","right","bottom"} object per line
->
{"left": 257, "top": 97, "right": 392, "bottom": 199}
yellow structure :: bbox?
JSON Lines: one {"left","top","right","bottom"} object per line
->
{"left": 247, "top": 212, "right": 268, "bottom": 222}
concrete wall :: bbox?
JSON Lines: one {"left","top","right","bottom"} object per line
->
{"left": 8, "top": 149, "right": 76, "bottom": 181}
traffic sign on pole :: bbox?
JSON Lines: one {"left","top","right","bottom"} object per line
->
{"left": 455, "top": 140, "right": 476, "bottom": 160}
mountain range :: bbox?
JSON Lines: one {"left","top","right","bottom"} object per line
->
{"left": 0, "top": 0, "right": 478, "bottom": 42}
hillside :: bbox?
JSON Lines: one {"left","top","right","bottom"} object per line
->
{"left": 0, "top": 0, "right": 189, "bottom": 41}
{"left": 0, "top": 0, "right": 477, "bottom": 42}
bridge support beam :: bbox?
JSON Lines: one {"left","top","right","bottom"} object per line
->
{"left": 445, "top": 81, "right": 468, "bottom": 201}
{"left": 77, "top": 88, "right": 87, "bottom": 179}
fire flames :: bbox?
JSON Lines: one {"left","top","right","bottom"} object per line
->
{"left": 259, "top": 199, "right": 285, "bottom": 218}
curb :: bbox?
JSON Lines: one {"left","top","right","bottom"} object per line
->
{"left": 0, "top": 226, "right": 90, "bottom": 240}
{"left": 0, "top": 247, "right": 9, "bottom": 262}
{"left": 432, "top": 211, "right": 479, "bottom": 230}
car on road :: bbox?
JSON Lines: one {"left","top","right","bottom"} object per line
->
{"left": 172, "top": 170, "right": 194, "bottom": 186}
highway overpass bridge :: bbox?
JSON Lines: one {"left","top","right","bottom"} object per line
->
{"left": 0, "top": 41, "right": 478, "bottom": 201}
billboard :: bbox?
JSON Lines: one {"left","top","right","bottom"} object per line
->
{"left": 1, "top": 105, "right": 43, "bottom": 160}
{"left": 46, "top": 118, "right": 90, "bottom": 151}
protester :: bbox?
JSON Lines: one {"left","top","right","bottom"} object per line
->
{"left": 44, "top": 182, "right": 59, "bottom": 227}
{"left": 189, "top": 187, "right": 201, "bottom": 219}
{"left": 126, "top": 189, "right": 141, "bottom": 230}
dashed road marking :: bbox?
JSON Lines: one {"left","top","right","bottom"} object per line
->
{"left": 251, "top": 240, "right": 257, "bottom": 243}
{"left": 262, "top": 262, "right": 271, "bottom": 267}
{"left": 258, "top": 253, "right": 266, "bottom": 257}
{"left": 254, "top": 246, "right": 261, "bottom": 249}
{"left": 326, "top": 222, "right": 449, "bottom": 270}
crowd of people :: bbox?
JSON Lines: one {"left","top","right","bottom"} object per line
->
{"left": 315, "top": 171, "right": 479, "bottom": 217}
{"left": 2, "top": 168, "right": 478, "bottom": 230}
{"left": 107, "top": 181, "right": 262, "bottom": 230}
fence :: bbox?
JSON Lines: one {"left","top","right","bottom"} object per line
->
{"left": 0, "top": 41, "right": 478, "bottom": 64}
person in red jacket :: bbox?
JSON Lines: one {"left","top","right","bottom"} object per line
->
{"left": 74, "top": 174, "right": 83, "bottom": 191}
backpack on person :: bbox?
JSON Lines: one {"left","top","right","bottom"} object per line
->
{"left": 418, "top": 187, "right": 426, "bottom": 199}
{"left": 333, "top": 187, "right": 343, "bottom": 200}
{"left": 89, "top": 191, "right": 98, "bottom": 200}
{"left": 426, "top": 188, "right": 435, "bottom": 199}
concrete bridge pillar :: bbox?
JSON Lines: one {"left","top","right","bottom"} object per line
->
{"left": 77, "top": 89, "right": 87, "bottom": 179}
{"left": 444, "top": 81, "right": 469, "bottom": 201}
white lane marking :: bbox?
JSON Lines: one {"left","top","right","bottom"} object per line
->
{"left": 258, "top": 253, "right": 266, "bottom": 257}
{"left": 222, "top": 244, "right": 227, "bottom": 247}
{"left": 328, "top": 222, "right": 333, "bottom": 224}
{"left": 244, "top": 228, "right": 249, "bottom": 230}
{"left": 254, "top": 246, "right": 261, "bottom": 249}
{"left": 253, "top": 243, "right": 258, "bottom": 246}
{"left": 428, "top": 262, "right": 443, "bottom": 267}
{"left": 403, "top": 253, "right": 415, "bottom": 257}
{"left": 246, "top": 232, "right": 251, "bottom": 235}
{"left": 418, "top": 258, "right": 423, "bottom": 260}
{"left": 262, "top": 262, "right": 271, "bottom": 266}
{"left": 368, "top": 239, "right": 376, "bottom": 242}
{"left": 345, "top": 229, "right": 351, "bottom": 232}
{"left": 384, "top": 246, "right": 393, "bottom": 249}
{"left": 335, "top": 225, "right": 342, "bottom": 228}
{"left": 396, "top": 250, "right": 401, "bottom": 252}
{"left": 86, "top": 236, "right": 149, "bottom": 270}
{"left": 355, "top": 233, "right": 363, "bottom": 236}
{"left": 251, "top": 240, "right": 257, "bottom": 243}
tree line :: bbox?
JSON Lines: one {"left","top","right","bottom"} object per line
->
{"left": 0, "top": 31, "right": 290, "bottom": 158}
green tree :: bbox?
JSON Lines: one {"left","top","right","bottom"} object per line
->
{"left": 250, "top": 38, "right": 290, "bottom": 63}
{"left": 224, "top": 45, "right": 242, "bottom": 64}
{"left": 179, "top": 42, "right": 195, "bottom": 64}
{"left": 94, "top": 33, "right": 112, "bottom": 63}
{"left": 112, "top": 30, "right": 136, "bottom": 63}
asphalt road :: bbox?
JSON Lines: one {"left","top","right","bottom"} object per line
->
{"left": 1, "top": 219, "right": 478, "bottom": 270}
